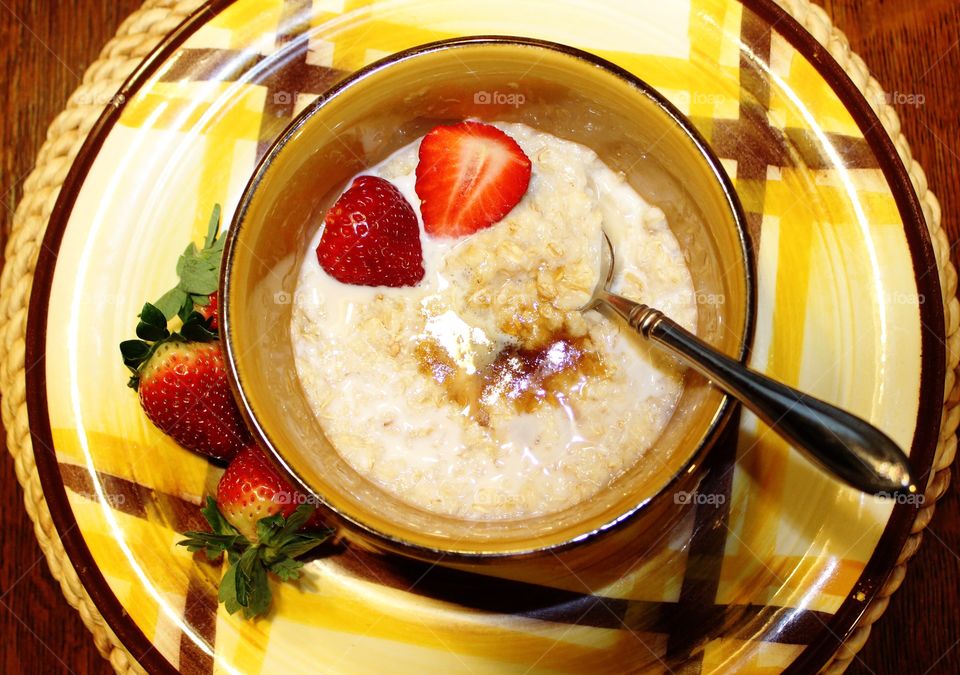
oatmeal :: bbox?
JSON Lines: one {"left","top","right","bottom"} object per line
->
{"left": 291, "top": 122, "right": 697, "bottom": 519}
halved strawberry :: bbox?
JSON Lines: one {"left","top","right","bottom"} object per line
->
{"left": 179, "top": 446, "right": 333, "bottom": 618}
{"left": 415, "top": 121, "right": 531, "bottom": 238}
{"left": 317, "top": 175, "right": 424, "bottom": 287}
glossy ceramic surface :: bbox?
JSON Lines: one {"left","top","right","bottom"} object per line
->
{"left": 26, "top": 0, "right": 943, "bottom": 673}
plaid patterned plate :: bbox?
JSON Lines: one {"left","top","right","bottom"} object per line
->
{"left": 25, "top": 0, "right": 943, "bottom": 672}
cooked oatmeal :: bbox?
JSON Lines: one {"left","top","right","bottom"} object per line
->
{"left": 291, "top": 122, "right": 697, "bottom": 519}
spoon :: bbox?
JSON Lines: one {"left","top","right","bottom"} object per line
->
{"left": 583, "top": 232, "right": 917, "bottom": 497}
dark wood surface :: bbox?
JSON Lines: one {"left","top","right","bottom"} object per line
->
{"left": 0, "top": 1, "right": 957, "bottom": 673}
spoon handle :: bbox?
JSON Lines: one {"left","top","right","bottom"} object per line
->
{"left": 597, "top": 291, "right": 917, "bottom": 496}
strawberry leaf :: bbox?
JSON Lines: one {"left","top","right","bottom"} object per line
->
{"left": 151, "top": 204, "right": 225, "bottom": 320}
{"left": 203, "top": 204, "right": 222, "bottom": 249}
{"left": 179, "top": 499, "right": 334, "bottom": 620}
{"left": 119, "top": 339, "right": 150, "bottom": 366}
{"left": 255, "top": 512, "right": 287, "bottom": 548}
{"left": 178, "top": 251, "right": 221, "bottom": 296}
{"left": 120, "top": 205, "right": 225, "bottom": 387}
{"left": 268, "top": 557, "right": 303, "bottom": 582}
{"left": 201, "top": 497, "right": 239, "bottom": 535}
{"left": 136, "top": 303, "right": 170, "bottom": 341}
{"left": 179, "top": 499, "right": 248, "bottom": 560}
{"left": 219, "top": 564, "right": 242, "bottom": 614}
{"left": 119, "top": 338, "right": 157, "bottom": 389}
{"left": 179, "top": 312, "right": 218, "bottom": 342}
{"left": 245, "top": 561, "right": 272, "bottom": 619}
{"left": 154, "top": 287, "right": 189, "bottom": 322}
{"left": 279, "top": 504, "right": 315, "bottom": 536}
{"left": 277, "top": 532, "right": 333, "bottom": 560}
{"left": 234, "top": 547, "right": 257, "bottom": 609}
{"left": 179, "top": 532, "right": 245, "bottom": 560}
{"left": 233, "top": 546, "right": 273, "bottom": 618}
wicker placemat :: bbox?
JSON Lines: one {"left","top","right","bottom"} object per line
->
{"left": 0, "top": 0, "right": 955, "bottom": 672}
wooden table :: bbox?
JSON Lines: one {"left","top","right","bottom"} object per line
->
{"left": 1, "top": 1, "right": 957, "bottom": 672}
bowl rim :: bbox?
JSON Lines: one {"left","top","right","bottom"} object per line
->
{"left": 221, "top": 34, "right": 757, "bottom": 560}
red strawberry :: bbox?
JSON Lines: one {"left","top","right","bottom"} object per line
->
{"left": 179, "top": 446, "right": 333, "bottom": 618}
{"left": 134, "top": 337, "right": 251, "bottom": 462}
{"left": 216, "top": 445, "right": 317, "bottom": 539}
{"left": 317, "top": 175, "right": 424, "bottom": 287}
{"left": 120, "top": 205, "right": 247, "bottom": 462}
{"left": 196, "top": 290, "right": 219, "bottom": 331}
{"left": 415, "top": 121, "right": 531, "bottom": 238}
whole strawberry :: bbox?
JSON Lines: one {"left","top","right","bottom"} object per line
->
{"left": 317, "top": 175, "right": 424, "bottom": 287}
{"left": 122, "top": 305, "right": 251, "bottom": 462}
{"left": 216, "top": 445, "right": 319, "bottom": 539}
{"left": 179, "top": 446, "right": 333, "bottom": 618}
{"left": 120, "top": 205, "right": 249, "bottom": 462}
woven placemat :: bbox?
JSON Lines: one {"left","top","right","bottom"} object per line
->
{"left": 0, "top": 0, "right": 955, "bottom": 672}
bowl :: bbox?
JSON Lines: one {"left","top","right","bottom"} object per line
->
{"left": 222, "top": 36, "right": 754, "bottom": 564}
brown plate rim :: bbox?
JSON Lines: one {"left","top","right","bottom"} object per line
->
{"left": 22, "top": 1, "right": 945, "bottom": 673}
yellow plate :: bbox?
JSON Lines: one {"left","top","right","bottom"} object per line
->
{"left": 26, "top": 0, "right": 944, "bottom": 672}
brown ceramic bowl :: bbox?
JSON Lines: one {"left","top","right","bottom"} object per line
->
{"left": 221, "top": 36, "right": 754, "bottom": 565}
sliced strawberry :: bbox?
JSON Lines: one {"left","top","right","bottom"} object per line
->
{"left": 415, "top": 121, "right": 531, "bottom": 238}
{"left": 317, "top": 175, "right": 424, "bottom": 287}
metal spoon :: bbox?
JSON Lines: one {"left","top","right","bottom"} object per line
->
{"left": 583, "top": 232, "right": 917, "bottom": 497}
